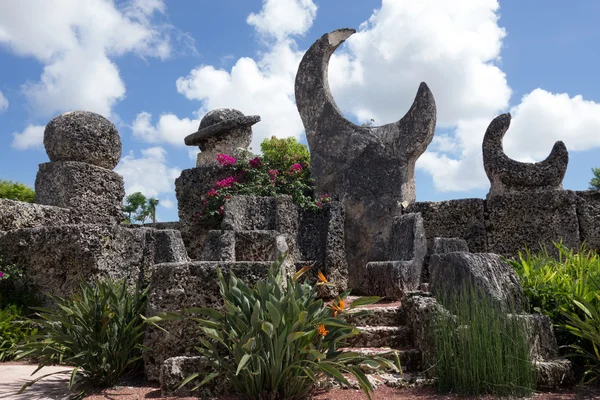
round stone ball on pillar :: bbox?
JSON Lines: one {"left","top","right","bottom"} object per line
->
{"left": 35, "top": 111, "right": 125, "bottom": 225}
{"left": 44, "top": 111, "right": 122, "bottom": 170}
{"left": 185, "top": 108, "right": 260, "bottom": 167}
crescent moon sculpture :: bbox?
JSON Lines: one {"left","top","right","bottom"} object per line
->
{"left": 294, "top": 28, "right": 436, "bottom": 290}
{"left": 483, "top": 113, "right": 568, "bottom": 198}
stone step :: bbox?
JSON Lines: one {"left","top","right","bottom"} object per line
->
{"left": 347, "top": 326, "right": 412, "bottom": 348}
{"left": 343, "top": 306, "right": 406, "bottom": 327}
{"left": 340, "top": 347, "right": 422, "bottom": 373}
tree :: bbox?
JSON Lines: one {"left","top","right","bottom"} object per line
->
{"left": 590, "top": 168, "right": 600, "bottom": 190}
{"left": 123, "top": 192, "right": 147, "bottom": 223}
{"left": 122, "top": 192, "right": 160, "bottom": 224}
{"left": 147, "top": 198, "right": 159, "bottom": 223}
{"left": 0, "top": 179, "right": 35, "bottom": 203}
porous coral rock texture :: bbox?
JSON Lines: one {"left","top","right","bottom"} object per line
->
{"left": 486, "top": 190, "right": 580, "bottom": 257}
{"left": 35, "top": 161, "right": 125, "bottom": 225}
{"left": 406, "top": 199, "right": 486, "bottom": 253}
{"left": 44, "top": 111, "right": 122, "bottom": 170}
{"left": 0, "top": 198, "right": 72, "bottom": 231}
{"left": 143, "top": 261, "right": 281, "bottom": 381}
{"left": 295, "top": 28, "right": 436, "bottom": 290}
{"left": 0, "top": 225, "right": 188, "bottom": 302}
{"left": 483, "top": 113, "right": 568, "bottom": 198}
{"left": 429, "top": 252, "right": 527, "bottom": 312}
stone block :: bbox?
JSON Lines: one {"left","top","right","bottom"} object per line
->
{"left": 575, "top": 190, "right": 600, "bottom": 252}
{"left": 297, "top": 202, "right": 348, "bottom": 298}
{"left": 144, "top": 260, "right": 279, "bottom": 381}
{"left": 430, "top": 252, "right": 527, "bottom": 312}
{"left": 389, "top": 213, "right": 427, "bottom": 264}
{"left": 535, "top": 359, "right": 574, "bottom": 390}
{"left": 509, "top": 313, "right": 559, "bottom": 361}
{"left": 364, "top": 261, "right": 420, "bottom": 300}
{"left": 234, "top": 230, "right": 279, "bottom": 261}
{"left": 406, "top": 199, "right": 487, "bottom": 253}
{"left": 486, "top": 190, "right": 580, "bottom": 257}
{"left": 429, "top": 237, "right": 469, "bottom": 255}
{"left": 423, "top": 237, "right": 469, "bottom": 281}
{"left": 0, "top": 198, "right": 72, "bottom": 231}
{"left": 175, "top": 166, "right": 232, "bottom": 259}
{"left": 222, "top": 196, "right": 277, "bottom": 231}
{"left": 0, "top": 225, "right": 188, "bottom": 302}
{"left": 200, "top": 230, "right": 235, "bottom": 261}
{"left": 35, "top": 161, "right": 125, "bottom": 225}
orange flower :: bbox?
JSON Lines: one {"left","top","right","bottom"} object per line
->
{"left": 330, "top": 297, "right": 346, "bottom": 317}
{"left": 317, "top": 271, "right": 328, "bottom": 285}
{"left": 317, "top": 324, "right": 329, "bottom": 337}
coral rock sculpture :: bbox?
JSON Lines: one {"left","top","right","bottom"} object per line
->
{"left": 483, "top": 113, "right": 568, "bottom": 198}
{"left": 295, "top": 28, "right": 437, "bottom": 290}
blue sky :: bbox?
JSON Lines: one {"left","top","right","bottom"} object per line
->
{"left": 1, "top": 0, "right": 599, "bottom": 222}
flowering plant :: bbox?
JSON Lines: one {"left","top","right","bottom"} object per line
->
{"left": 197, "top": 137, "right": 328, "bottom": 221}
{"left": 145, "top": 253, "right": 399, "bottom": 399}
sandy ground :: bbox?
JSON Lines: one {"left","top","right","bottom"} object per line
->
{"left": 2, "top": 362, "right": 599, "bottom": 400}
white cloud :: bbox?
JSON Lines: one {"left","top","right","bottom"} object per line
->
{"left": 11, "top": 124, "right": 44, "bottom": 150}
{"left": 0, "top": 90, "right": 8, "bottom": 112}
{"left": 0, "top": 0, "right": 176, "bottom": 117}
{"left": 132, "top": 0, "right": 600, "bottom": 193}
{"left": 115, "top": 146, "right": 181, "bottom": 198}
{"left": 131, "top": 111, "right": 199, "bottom": 146}
{"left": 160, "top": 199, "right": 174, "bottom": 209}
{"left": 247, "top": 0, "right": 317, "bottom": 41}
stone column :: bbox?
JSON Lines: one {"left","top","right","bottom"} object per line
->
{"left": 35, "top": 111, "right": 125, "bottom": 225}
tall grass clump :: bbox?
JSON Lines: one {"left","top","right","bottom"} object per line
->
{"left": 16, "top": 279, "right": 148, "bottom": 398}
{"left": 433, "top": 282, "right": 535, "bottom": 396}
{"left": 146, "top": 253, "right": 399, "bottom": 400}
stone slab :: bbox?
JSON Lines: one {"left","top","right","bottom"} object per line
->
{"left": 0, "top": 225, "right": 188, "bottom": 302}
{"left": 0, "top": 198, "right": 72, "bottom": 231}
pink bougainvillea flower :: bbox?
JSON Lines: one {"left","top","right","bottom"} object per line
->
{"left": 289, "top": 163, "right": 302, "bottom": 173}
{"left": 207, "top": 188, "right": 219, "bottom": 197}
{"left": 249, "top": 157, "right": 262, "bottom": 168}
{"left": 216, "top": 154, "right": 237, "bottom": 167}
{"left": 268, "top": 169, "right": 279, "bottom": 182}
{"left": 216, "top": 176, "right": 236, "bottom": 189}
{"left": 0, "top": 271, "right": 4, "bottom": 279}
{"left": 218, "top": 205, "right": 225, "bottom": 215}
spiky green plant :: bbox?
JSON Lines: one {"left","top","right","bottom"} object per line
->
{"left": 16, "top": 279, "right": 148, "bottom": 397}
{"left": 433, "top": 282, "right": 535, "bottom": 396}
{"left": 146, "top": 254, "right": 399, "bottom": 400}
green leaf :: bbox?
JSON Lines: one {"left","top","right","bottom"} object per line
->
{"left": 177, "top": 373, "right": 200, "bottom": 389}
{"left": 266, "top": 302, "right": 281, "bottom": 328}
{"left": 262, "top": 321, "right": 274, "bottom": 338}
{"left": 236, "top": 354, "right": 252, "bottom": 375}
{"left": 348, "top": 296, "right": 381, "bottom": 309}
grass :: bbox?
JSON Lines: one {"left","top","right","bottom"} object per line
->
{"left": 433, "top": 282, "right": 536, "bottom": 397}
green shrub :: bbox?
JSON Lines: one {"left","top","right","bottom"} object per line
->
{"left": 0, "top": 305, "right": 37, "bottom": 361}
{"left": 0, "top": 179, "right": 35, "bottom": 203}
{"left": 146, "top": 255, "right": 398, "bottom": 399}
{"left": 260, "top": 136, "right": 311, "bottom": 171}
{"left": 434, "top": 282, "right": 535, "bottom": 396}
{"left": 562, "top": 285, "right": 600, "bottom": 384}
{"left": 16, "top": 279, "right": 148, "bottom": 397}
{"left": 508, "top": 243, "right": 600, "bottom": 349}
{"left": 0, "top": 259, "right": 40, "bottom": 312}
{"left": 197, "top": 137, "right": 329, "bottom": 221}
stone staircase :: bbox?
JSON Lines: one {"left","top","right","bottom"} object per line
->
{"left": 342, "top": 297, "right": 424, "bottom": 376}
